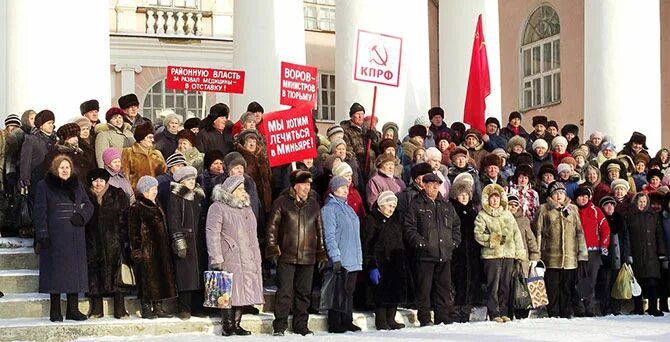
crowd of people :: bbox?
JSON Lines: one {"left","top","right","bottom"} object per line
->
{"left": 0, "top": 96, "right": 669, "bottom": 336}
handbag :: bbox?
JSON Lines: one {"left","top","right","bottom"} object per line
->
{"left": 512, "top": 263, "right": 532, "bottom": 310}
{"left": 611, "top": 265, "right": 632, "bottom": 299}
{"left": 15, "top": 193, "right": 32, "bottom": 230}
{"left": 203, "top": 270, "right": 233, "bottom": 309}
{"left": 527, "top": 260, "right": 549, "bottom": 308}
{"left": 118, "top": 254, "right": 136, "bottom": 286}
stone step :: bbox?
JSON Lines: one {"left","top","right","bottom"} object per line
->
{"left": 0, "top": 269, "right": 39, "bottom": 293}
{"left": 0, "top": 237, "right": 34, "bottom": 249}
{"left": 0, "top": 247, "right": 38, "bottom": 270}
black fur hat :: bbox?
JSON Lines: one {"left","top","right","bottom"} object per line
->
{"left": 118, "top": 93, "right": 139, "bottom": 109}
{"left": 80, "top": 99, "right": 99, "bottom": 115}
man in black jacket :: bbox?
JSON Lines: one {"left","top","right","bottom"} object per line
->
{"left": 404, "top": 173, "right": 461, "bottom": 326}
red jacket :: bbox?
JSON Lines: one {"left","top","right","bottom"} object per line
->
{"left": 578, "top": 202, "right": 611, "bottom": 252}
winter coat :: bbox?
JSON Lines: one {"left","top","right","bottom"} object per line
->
{"left": 559, "top": 178, "right": 579, "bottom": 199}
{"left": 121, "top": 143, "right": 167, "bottom": 190}
{"left": 429, "top": 122, "right": 456, "bottom": 143}
{"left": 500, "top": 123, "right": 530, "bottom": 142}
{"left": 154, "top": 129, "right": 178, "bottom": 160}
{"left": 34, "top": 173, "right": 94, "bottom": 294}
{"left": 532, "top": 152, "right": 553, "bottom": 178}
{"left": 266, "top": 189, "right": 327, "bottom": 265}
{"left": 513, "top": 210, "right": 540, "bottom": 277}
{"left": 205, "top": 185, "right": 264, "bottom": 306}
{"left": 156, "top": 171, "right": 173, "bottom": 210}
{"left": 404, "top": 191, "right": 462, "bottom": 262}
{"left": 400, "top": 138, "right": 423, "bottom": 167}
{"left": 44, "top": 143, "right": 95, "bottom": 185}
{"left": 618, "top": 145, "right": 650, "bottom": 162}
{"left": 196, "top": 120, "right": 234, "bottom": 155}
{"left": 450, "top": 198, "right": 483, "bottom": 304}
{"left": 167, "top": 182, "right": 206, "bottom": 291}
{"left": 321, "top": 194, "right": 363, "bottom": 272}
{"left": 340, "top": 120, "right": 366, "bottom": 161}
{"left": 5, "top": 126, "right": 27, "bottom": 178}
{"left": 128, "top": 195, "right": 177, "bottom": 301}
{"left": 19, "top": 130, "right": 56, "bottom": 186}
{"left": 480, "top": 174, "right": 509, "bottom": 189}
{"left": 79, "top": 138, "right": 98, "bottom": 176}
{"left": 365, "top": 170, "right": 406, "bottom": 208}
{"left": 535, "top": 197, "right": 588, "bottom": 269}
{"left": 396, "top": 183, "right": 422, "bottom": 220}
{"left": 85, "top": 185, "right": 130, "bottom": 295}
{"left": 464, "top": 141, "right": 489, "bottom": 170}
{"left": 236, "top": 144, "right": 272, "bottom": 212}
{"left": 180, "top": 146, "right": 204, "bottom": 173}
{"left": 94, "top": 123, "right": 135, "bottom": 167}
{"left": 603, "top": 212, "right": 630, "bottom": 270}
{"left": 448, "top": 165, "right": 482, "bottom": 209}
{"left": 0, "top": 131, "right": 6, "bottom": 191}
{"left": 364, "top": 208, "right": 411, "bottom": 305}
{"left": 474, "top": 184, "right": 526, "bottom": 260}
{"left": 125, "top": 115, "right": 152, "bottom": 132}
{"left": 577, "top": 202, "right": 611, "bottom": 252}
{"left": 624, "top": 201, "right": 666, "bottom": 279}
{"left": 105, "top": 166, "right": 135, "bottom": 204}
{"left": 507, "top": 183, "right": 540, "bottom": 221}
{"left": 633, "top": 172, "right": 648, "bottom": 192}
{"left": 484, "top": 133, "right": 508, "bottom": 152}
{"left": 661, "top": 210, "right": 670, "bottom": 266}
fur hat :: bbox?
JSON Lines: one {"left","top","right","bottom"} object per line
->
{"left": 290, "top": 170, "right": 312, "bottom": 186}
{"left": 411, "top": 162, "right": 433, "bottom": 181}
{"left": 507, "top": 135, "right": 527, "bottom": 152}
{"left": 514, "top": 164, "right": 535, "bottom": 182}
{"left": 133, "top": 122, "right": 154, "bottom": 142}
{"left": 105, "top": 107, "right": 125, "bottom": 122}
{"left": 329, "top": 138, "right": 346, "bottom": 154}
{"left": 450, "top": 146, "right": 469, "bottom": 161}
{"left": 625, "top": 131, "right": 648, "bottom": 150}
{"left": 247, "top": 101, "right": 264, "bottom": 114}
{"left": 611, "top": 179, "right": 630, "bottom": 192}
{"left": 647, "top": 169, "right": 664, "bottom": 183}
{"left": 332, "top": 162, "right": 353, "bottom": 177}
{"left": 80, "top": 99, "right": 99, "bottom": 115}
{"left": 375, "top": 153, "right": 396, "bottom": 169}
{"left": 86, "top": 168, "right": 110, "bottom": 186}
{"left": 56, "top": 123, "right": 81, "bottom": 141}
{"left": 239, "top": 111, "right": 255, "bottom": 125}
{"left": 449, "top": 172, "right": 474, "bottom": 199}
{"left": 557, "top": 163, "right": 572, "bottom": 175}
{"left": 184, "top": 117, "right": 200, "bottom": 130}
{"left": 491, "top": 148, "right": 509, "bottom": 159}
{"left": 485, "top": 117, "right": 500, "bottom": 128}
{"left": 176, "top": 129, "right": 196, "bottom": 147}
{"left": 422, "top": 173, "right": 443, "bottom": 184}
{"left": 102, "top": 148, "right": 122, "bottom": 166}
{"left": 379, "top": 139, "right": 396, "bottom": 153}
{"left": 165, "top": 152, "right": 187, "bottom": 169}
{"left": 532, "top": 139, "right": 549, "bottom": 151}
{"left": 136, "top": 176, "right": 158, "bottom": 194}
{"left": 561, "top": 156, "right": 577, "bottom": 169}
{"left": 547, "top": 120, "right": 558, "bottom": 129}
{"left": 481, "top": 153, "right": 502, "bottom": 169}
{"left": 463, "top": 128, "right": 482, "bottom": 142}
{"left": 4, "top": 114, "right": 21, "bottom": 128}
{"left": 547, "top": 181, "right": 566, "bottom": 196}
{"left": 508, "top": 111, "right": 522, "bottom": 122}
{"left": 326, "top": 125, "right": 344, "bottom": 138}
{"left": 376, "top": 190, "right": 398, "bottom": 207}
{"left": 539, "top": 164, "right": 557, "bottom": 178}
{"left": 118, "top": 93, "right": 139, "bottom": 109}
{"left": 551, "top": 136, "right": 568, "bottom": 149}
{"left": 428, "top": 107, "right": 444, "bottom": 120}
{"left": 561, "top": 124, "right": 579, "bottom": 137}
{"left": 512, "top": 152, "right": 533, "bottom": 167}
{"left": 573, "top": 186, "right": 592, "bottom": 200}
{"left": 532, "top": 115, "right": 548, "bottom": 127}
{"left": 634, "top": 154, "right": 650, "bottom": 166}
{"left": 73, "top": 116, "right": 92, "bottom": 130}
{"left": 173, "top": 166, "right": 197, "bottom": 182}
{"left": 204, "top": 150, "right": 225, "bottom": 171}
{"left": 408, "top": 125, "right": 428, "bottom": 139}
{"left": 599, "top": 196, "right": 616, "bottom": 208}
{"left": 222, "top": 175, "right": 245, "bottom": 193}
{"left": 349, "top": 102, "right": 365, "bottom": 116}
{"left": 224, "top": 151, "right": 247, "bottom": 171}
{"left": 209, "top": 103, "right": 230, "bottom": 119}
{"left": 329, "top": 176, "right": 349, "bottom": 192}
{"left": 589, "top": 131, "right": 604, "bottom": 140}
{"left": 34, "top": 110, "right": 55, "bottom": 128}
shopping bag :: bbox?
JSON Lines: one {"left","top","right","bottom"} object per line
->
{"left": 319, "top": 269, "right": 350, "bottom": 312}
{"left": 15, "top": 193, "right": 33, "bottom": 234}
{"left": 625, "top": 264, "right": 642, "bottom": 297}
{"left": 512, "top": 263, "right": 532, "bottom": 310}
{"left": 203, "top": 270, "right": 233, "bottom": 309}
{"left": 610, "top": 266, "right": 632, "bottom": 300}
{"left": 527, "top": 260, "right": 549, "bottom": 308}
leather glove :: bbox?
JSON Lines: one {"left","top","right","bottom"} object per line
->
{"left": 365, "top": 129, "right": 379, "bottom": 142}
{"left": 70, "top": 213, "right": 85, "bottom": 226}
{"left": 38, "top": 238, "right": 50, "bottom": 250}
{"left": 369, "top": 268, "right": 381, "bottom": 285}
{"left": 317, "top": 260, "right": 327, "bottom": 272}
{"left": 270, "top": 256, "right": 278, "bottom": 267}
{"left": 333, "top": 261, "right": 342, "bottom": 272}
{"left": 131, "top": 249, "right": 143, "bottom": 261}
{"left": 210, "top": 263, "right": 224, "bottom": 271}
{"left": 626, "top": 256, "right": 633, "bottom": 265}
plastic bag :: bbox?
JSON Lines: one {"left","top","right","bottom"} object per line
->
{"left": 625, "top": 264, "right": 642, "bottom": 297}
{"left": 611, "top": 265, "right": 632, "bottom": 300}
{"left": 203, "top": 270, "right": 233, "bottom": 309}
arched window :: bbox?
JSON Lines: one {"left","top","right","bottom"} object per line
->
{"left": 520, "top": 5, "right": 560, "bottom": 110}
{"left": 142, "top": 78, "right": 204, "bottom": 121}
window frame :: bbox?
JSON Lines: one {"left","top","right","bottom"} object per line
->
{"left": 303, "top": 0, "right": 335, "bottom": 32}
{"left": 142, "top": 78, "right": 204, "bottom": 121}
{"left": 316, "top": 72, "right": 336, "bottom": 122}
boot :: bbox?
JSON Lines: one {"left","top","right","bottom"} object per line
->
{"left": 241, "top": 305, "right": 259, "bottom": 315}
{"left": 50, "top": 294, "right": 63, "bottom": 322}
{"left": 386, "top": 306, "right": 405, "bottom": 329}
{"left": 221, "top": 309, "right": 235, "bottom": 336}
{"left": 153, "top": 300, "right": 173, "bottom": 318}
{"left": 233, "top": 307, "right": 251, "bottom": 335}
{"left": 88, "top": 296, "right": 104, "bottom": 318}
{"left": 660, "top": 297, "right": 670, "bottom": 312}
{"left": 141, "top": 300, "right": 157, "bottom": 319}
{"left": 177, "top": 291, "right": 192, "bottom": 320}
{"left": 65, "top": 293, "right": 87, "bottom": 321}
{"left": 647, "top": 297, "right": 664, "bottom": 317}
{"left": 374, "top": 308, "right": 390, "bottom": 330}
{"left": 632, "top": 297, "right": 645, "bottom": 315}
{"left": 328, "top": 310, "right": 346, "bottom": 333}
{"left": 113, "top": 293, "right": 129, "bottom": 319}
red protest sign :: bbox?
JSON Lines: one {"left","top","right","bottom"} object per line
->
{"left": 261, "top": 104, "right": 317, "bottom": 167}
{"left": 166, "top": 65, "right": 245, "bottom": 94}
{"left": 280, "top": 62, "right": 318, "bottom": 107}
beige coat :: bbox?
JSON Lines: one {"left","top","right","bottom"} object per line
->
{"left": 474, "top": 184, "right": 526, "bottom": 260}
{"left": 95, "top": 123, "right": 135, "bottom": 167}
{"left": 512, "top": 210, "right": 540, "bottom": 277}
{"left": 534, "top": 197, "right": 588, "bottom": 270}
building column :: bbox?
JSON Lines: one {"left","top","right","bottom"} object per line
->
{"left": 114, "top": 64, "right": 143, "bottom": 97}
{"left": 439, "top": 0, "right": 502, "bottom": 127}
{"left": 6, "top": 0, "right": 111, "bottom": 123}
{"left": 115, "top": 0, "right": 137, "bottom": 33}
{"left": 583, "top": 1, "right": 661, "bottom": 150}
{"left": 231, "top": 0, "right": 305, "bottom": 118}
{"left": 335, "top": 0, "right": 431, "bottom": 135}
{"left": 212, "top": 0, "right": 234, "bottom": 39}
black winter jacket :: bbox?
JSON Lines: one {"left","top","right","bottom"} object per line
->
{"left": 404, "top": 191, "right": 461, "bottom": 262}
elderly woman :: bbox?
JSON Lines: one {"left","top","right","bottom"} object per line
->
{"left": 73, "top": 117, "right": 98, "bottom": 176}
{"left": 474, "top": 184, "right": 526, "bottom": 323}
{"left": 206, "top": 175, "right": 264, "bottom": 336}
{"left": 364, "top": 191, "right": 409, "bottom": 330}
{"left": 167, "top": 166, "right": 206, "bottom": 320}
{"left": 95, "top": 107, "right": 135, "bottom": 167}
{"left": 102, "top": 147, "right": 135, "bottom": 203}
{"left": 85, "top": 168, "right": 131, "bottom": 319}
{"left": 507, "top": 165, "right": 540, "bottom": 220}
{"left": 582, "top": 164, "right": 611, "bottom": 205}
{"left": 154, "top": 111, "right": 182, "bottom": 159}
{"left": 236, "top": 129, "right": 272, "bottom": 213}
{"left": 122, "top": 122, "right": 167, "bottom": 189}
{"left": 549, "top": 136, "right": 571, "bottom": 169}
{"left": 321, "top": 176, "right": 363, "bottom": 333}
{"left": 330, "top": 162, "right": 366, "bottom": 223}
{"left": 425, "top": 147, "right": 450, "bottom": 198}
{"left": 34, "top": 155, "right": 94, "bottom": 322}
{"left": 176, "top": 129, "right": 204, "bottom": 173}
{"left": 507, "top": 194, "right": 539, "bottom": 320}
{"left": 365, "top": 153, "right": 406, "bottom": 208}
{"left": 128, "top": 176, "right": 177, "bottom": 319}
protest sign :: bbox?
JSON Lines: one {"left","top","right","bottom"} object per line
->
{"left": 280, "top": 62, "right": 318, "bottom": 107}
{"left": 166, "top": 66, "right": 245, "bottom": 93}
{"left": 262, "top": 104, "right": 317, "bottom": 167}
{"left": 353, "top": 30, "right": 403, "bottom": 87}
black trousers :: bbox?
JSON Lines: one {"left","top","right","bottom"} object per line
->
{"left": 545, "top": 268, "right": 576, "bottom": 318}
{"left": 327, "top": 271, "right": 358, "bottom": 330}
{"left": 414, "top": 261, "right": 453, "bottom": 324}
{"left": 596, "top": 266, "right": 615, "bottom": 314}
{"left": 273, "top": 262, "right": 315, "bottom": 331}
{"left": 483, "top": 258, "right": 514, "bottom": 319}
{"left": 573, "top": 252, "right": 602, "bottom": 315}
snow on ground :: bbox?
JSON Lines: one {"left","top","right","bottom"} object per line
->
{"left": 79, "top": 315, "right": 670, "bottom": 342}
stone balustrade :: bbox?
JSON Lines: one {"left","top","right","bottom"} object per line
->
{"left": 143, "top": 7, "right": 207, "bottom": 36}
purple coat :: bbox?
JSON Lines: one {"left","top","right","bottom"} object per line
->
{"left": 365, "top": 171, "right": 406, "bottom": 208}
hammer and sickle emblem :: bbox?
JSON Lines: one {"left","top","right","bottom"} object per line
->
{"left": 369, "top": 43, "right": 389, "bottom": 66}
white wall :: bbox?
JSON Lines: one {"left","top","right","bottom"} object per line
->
{"left": 0, "top": 0, "right": 7, "bottom": 118}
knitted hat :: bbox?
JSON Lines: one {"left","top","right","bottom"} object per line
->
{"left": 606, "top": 163, "right": 621, "bottom": 172}
{"left": 425, "top": 147, "right": 442, "bottom": 161}
{"left": 239, "top": 111, "right": 255, "bottom": 125}
{"left": 209, "top": 103, "right": 230, "bottom": 119}
{"left": 102, "top": 148, "right": 122, "bottom": 166}
{"left": 332, "top": 162, "right": 353, "bottom": 177}
{"left": 166, "top": 152, "right": 187, "bottom": 169}
{"left": 428, "top": 107, "right": 444, "bottom": 120}
{"left": 557, "top": 163, "right": 572, "bottom": 175}
{"left": 329, "top": 138, "right": 346, "bottom": 154}
{"left": 414, "top": 116, "right": 431, "bottom": 127}
{"left": 224, "top": 151, "right": 247, "bottom": 171}
{"left": 86, "top": 168, "right": 110, "bottom": 186}
{"left": 349, "top": 102, "right": 365, "bottom": 116}
{"left": 176, "top": 129, "right": 196, "bottom": 147}
{"left": 485, "top": 117, "right": 500, "bottom": 128}
{"left": 599, "top": 196, "right": 616, "bottom": 208}
{"left": 118, "top": 93, "right": 139, "bottom": 109}
{"left": 601, "top": 141, "right": 617, "bottom": 152}
{"left": 422, "top": 173, "right": 443, "bottom": 184}
{"left": 134, "top": 122, "right": 154, "bottom": 142}
{"left": 508, "top": 111, "right": 522, "bottom": 122}
{"left": 222, "top": 175, "right": 245, "bottom": 193}
{"left": 34, "top": 110, "right": 55, "bottom": 128}
{"left": 532, "top": 139, "right": 548, "bottom": 151}
{"left": 463, "top": 128, "right": 481, "bottom": 142}
{"left": 507, "top": 135, "right": 527, "bottom": 152}
{"left": 247, "top": 101, "right": 264, "bottom": 114}
{"left": 572, "top": 148, "right": 589, "bottom": 160}
{"left": 573, "top": 186, "right": 592, "bottom": 200}
{"left": 173, "top": 166, "right": 197, "bottom": 182}
{"left": 184, "top": 117, "right": 200, "bottom": 130}
{"left": 547, "top": 181, "right": 566, "bottom": 196}
{"left": 73, "top": 116, "right": 92, "bottom": 130}
{"left": 647, "top": 169, "right": 664, "bottom": 183}
{"left": 450, "top": 146, "right": 469, "bottom": 161}
{"left": 329, "top": 176, "right": 349, "bottom": 192}
{"left": 80, "top": 99, "right": 99, "bottom": 115}
{"left": 507, "top": 194, "right": 520, "bottom": 206}
{"left": 56, "top": 123, "right": 81, "bottom": 141}
{"left": 611, "top": 179, "right": 630, "bottom": 192}
{"left": 105, "top": 107, "right": 125, "bottom": 122}
{"left": 411, "top": 162, "right": 433, "bottom": 181}
{"left": 290, "top": 170, "right": 312, "bottom": 186}
{"left": 204, "top": 150, "right": 225, "bottom": 170}
{"left": 408, "top": 125, "right": 428, "bottom": 138}
{"left": 547, "top": 120, "right": 558, "bottom": 129}
{"left": 532, "top": 115, "right": 548, "bottom": 127}
{"left": 589, "top": 131, "right": 604, "bottom": 140}
{"left": 4, "top": 114, "right": 21, "bottom": 127}
{"left": 379, "top": 138, "right": 396, "bottom": 153}
{"left": 163, "top": 112, "right": 182, "bottom": 127}
{"left": 375, "top": 153, "right": 396, "bottom": 168}
{"left": 376, "top": 191, "right": 398, "bottom": 207}
{"left": 326, "top": 125, "right": 344, "bottom": 138}
{"left": 481, "top": 153, "right": 502, "bottom": 169}
{"left": 551, "top": 136, "right": 568, "bottom": 149}
{"left": 491, "top": 148, "right": 509, "bottom": 159}
{"left": 449, "top": 172, "right": 474, "bottom": 199}
{"left": 136, "top": 176, "right": 158, "bottom": 194}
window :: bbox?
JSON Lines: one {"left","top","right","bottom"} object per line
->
{"left": 304, "top": 0, "right": 335, "bottom": 32}
{"left": 317, "top": 72, "right": 336, "bottom": 121}
{"left": 520, "top": 5, "right": 560, "bottom": 110}
{"left": 142, "top": 79, "right": 204, "bottom": 121}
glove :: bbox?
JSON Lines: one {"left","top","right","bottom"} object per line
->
{"left": 177, "top": 248, "right": 187, "bottom": 259}
{"left": 19, "top": 180, "right": 29, "bottom": 195}
{"left": 70, "top": 213, "right": 85, "bottom": 226}
{"left": 500, "top": 235, "right": 508, "bottom": 246}
{"left": 601, "top": 248, "right": 608, "bottom": 256}
{"left": 626, "top": 256, "right": 633, "bottom": 265}
{"left": 171, "top": 232, "right": 188, "bottom": 259}
{"left": 365, "top": 129, "right": 379, "bottom": 142}
{"left": 490, "top": 233, "right": 502, "bottom": 247}
{"left": 662, "top": 260, "right": 669, "bottom": 270}
{"left": 270, "top": 256, "right": 278, "bottom": 266}
{"left": 210, "top": 263, "right": 224, "bottom": 271}
{"left": 333, "top": 261, "right": 342, "bottom": 272}
{"left": 317, "top": 260, "right": 327, "bottom": 272}
{"left": 38, "top": 238, "right": 50, "bottom": 250}
{"left": 369, "top": 268, "right": 381, "bottom": 285}
{"left": 131, "top": 249, "right": 143, "bottom": 261}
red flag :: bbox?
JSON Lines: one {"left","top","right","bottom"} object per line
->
{"left": 463, "top": 14, "right": 491, "bottom": 134}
